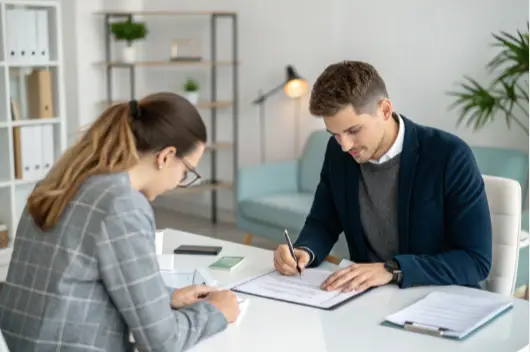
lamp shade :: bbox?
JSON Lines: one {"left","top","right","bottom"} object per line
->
{"left": 284, "top": 65, "right": 308, "bottom": 98}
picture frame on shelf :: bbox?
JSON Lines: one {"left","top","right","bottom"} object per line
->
{"left": 170, "top": 38, "right": 202, "bottom": 62}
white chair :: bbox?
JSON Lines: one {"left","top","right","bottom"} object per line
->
{"left": 0, "top": 330, "right": 9, "bottom": 352}
{"left": 483, "top": 175, "right": 522, "bottom": 297}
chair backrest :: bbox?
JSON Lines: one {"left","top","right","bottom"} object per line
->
{"left": 0, "top": 330, "right": 9, "bottom": 352}
{"left": 471, "top": 146, "right": 528, "bottom": 206}
{"left": 298, "top": 130, "right": 330, "bottom": 193}
{"left": 483, "top": 175, "right": 522, "bottom": 297}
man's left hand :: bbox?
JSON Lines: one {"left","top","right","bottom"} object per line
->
{"left": 321, "top": 263, "right": 392, "bottom": 293}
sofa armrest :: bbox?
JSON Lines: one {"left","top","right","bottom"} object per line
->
{"left": 237, "top": 160, "right": 298, "bottom": 201}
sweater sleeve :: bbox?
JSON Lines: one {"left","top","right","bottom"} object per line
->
{"left": 394, "top": 143, "right": 492, "bottom": 288}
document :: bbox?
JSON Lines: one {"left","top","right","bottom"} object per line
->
{"left": 160, "top": 268, "right": 216, "bottom": 290}
{"left": 232, "top": 268, "right": 362, "bottom": 309}
{"left": 384, "top": 291, "right": 513, "bottom": 339}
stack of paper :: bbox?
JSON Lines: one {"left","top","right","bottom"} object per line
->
{"left": 385, "top": 291, "right": 513, "bottom": 339}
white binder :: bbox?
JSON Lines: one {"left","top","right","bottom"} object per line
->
{"left": 20, "top": 126, "right": 34, "bottom": 180}
{"left": 32, "top": 125, "right": 43, "bottom": 179}
{"left": 41, "top": 125, "right": 54, "bottom": 177}
{"left": 36, "top": 10, "right": 50, "bottom": 62}
{"left": 26, "top": 9, "right": 38, "bottom": 64}
{"left": 6, "top": 9, "right": 18, "bottom": 62}
{"left": 16, "top": 8, "right": 29, "bottom": 64}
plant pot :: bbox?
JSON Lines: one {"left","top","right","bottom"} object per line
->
{"left": 122, "top": 45, "right": 135, "bottom": 63}
{"left": 184, "top": 91, "right": 199, "bottom": 105}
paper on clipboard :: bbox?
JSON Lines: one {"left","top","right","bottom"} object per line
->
{"left": 232, "top": 268, "right": 362, "bottom": 309}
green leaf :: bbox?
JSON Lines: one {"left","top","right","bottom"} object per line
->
{"left": 110, "top": 19, "right": 148, "bottom": 44}
{"left": 448, "top": 25, "right": 529, "bottom": 135}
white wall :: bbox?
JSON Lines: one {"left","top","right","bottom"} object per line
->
{"left": 63, "top": 0, "right": 528, "bottom": 220}
{"left": 339, "top": 0, "right": 529, "bottom": 151}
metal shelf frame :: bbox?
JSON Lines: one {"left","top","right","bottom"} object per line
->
{"left": 101, "top": 11, "right": 238, "bottom": 224}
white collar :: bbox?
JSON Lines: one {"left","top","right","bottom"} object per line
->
{"left": 369, "top": 113, "right": 405, "bottom": 164}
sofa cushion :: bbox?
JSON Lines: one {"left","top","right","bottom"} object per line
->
{"left": 298, "top": 130, "right": 329, "bottom": 193}
{"left": 239, "top": 192, "right": 314, "bottom": 232}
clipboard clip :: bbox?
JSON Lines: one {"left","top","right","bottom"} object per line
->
{"left": 403, "top": 321, "right": 450, "bottom": 337}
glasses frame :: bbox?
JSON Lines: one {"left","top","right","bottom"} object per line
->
{"left": 177, "top": 157, "right": 201, "bottom": 188}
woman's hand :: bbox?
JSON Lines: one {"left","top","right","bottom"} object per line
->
{"left": 170, "top": 284, "right": 219, "bottom": 309}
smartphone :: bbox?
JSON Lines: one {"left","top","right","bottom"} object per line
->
{"left": 173, "top": 245, "right": 222, "bottom": 256}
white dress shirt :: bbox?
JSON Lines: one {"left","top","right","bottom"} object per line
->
{"left": 369, "top": 113, "right": 405, "bottom": 164}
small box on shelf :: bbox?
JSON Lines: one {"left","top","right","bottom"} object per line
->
{"left": 0, "top": 223, "right": 8, "bottom": 249}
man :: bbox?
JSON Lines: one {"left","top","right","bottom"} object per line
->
{"left": 273, "top": 61, "right": 492, "bottom": 293}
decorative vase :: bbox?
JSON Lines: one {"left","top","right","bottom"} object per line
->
{"left": 184, "top": 91, "right": 199, "bottom": 105}
{"left": 122, "top": 45, "right": 135, "bottom": 63}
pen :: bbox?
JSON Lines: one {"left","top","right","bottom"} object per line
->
{"left": 283, "top": 229, "right": 301, "bottom": 278}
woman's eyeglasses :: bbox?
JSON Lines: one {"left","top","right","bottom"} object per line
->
{"left": 178, "top": 158, "right": 201, "bottom": 188}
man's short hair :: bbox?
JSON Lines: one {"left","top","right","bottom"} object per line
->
{"left": 309, "top": 61, "right": 389, "bottom": 117}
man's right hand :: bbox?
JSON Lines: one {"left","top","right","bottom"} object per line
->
{"left": 206, "top": 290, "right": 240, "bottom": 323}
{"left": 273, "top": 244, "right": 311, "bottom": 276}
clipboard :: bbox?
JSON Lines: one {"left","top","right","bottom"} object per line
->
{"left": 381, "top": 291, "right": 514, "bottom": 340}
{"left": 231, "top": 269, "right": 370, "bottom": 310}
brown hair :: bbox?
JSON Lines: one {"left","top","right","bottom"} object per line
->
{"left": 309, "top": 60, "right": 389, "bottom": 117}
{"left": 27, "top": 92, "right": 207, "bottom": 231}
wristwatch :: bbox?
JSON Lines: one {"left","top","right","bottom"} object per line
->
{"left": 384, "top": 259, "right": 403, "bottom": 286}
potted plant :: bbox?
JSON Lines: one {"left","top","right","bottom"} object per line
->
{"left": 183, "top": 78, "right": 200, "bottom": 105}
{"left": 447, "top": 24, "right": 529, "bottom": 135}
{"left": 110, "top": 18, "right": 148, "bottom": 62}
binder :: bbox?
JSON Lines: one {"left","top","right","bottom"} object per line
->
{"left": 6, "top": 9, "right": 18, "bottom": 62}
{"left": 32, "top": 125, "right": 43, "bottom": 179}
{"left": 41, "top": 125, "right": 54, "bottom": 176}
{"left": 26, "top": 9, "right": 38, "bottom": 64}
{"left": 13, "top": 126, "right": 34, "bottom": 180}
{"left": 382, "top": 291, "right": 514, "bottom": 340}
{"left": 26, "top": 69, "right": 54, "bottom": 118}
{"left": 36, "top": 9, "right": 50, "bottom": 62}
{"left": 16, "top": 8, "right": 28, "bottom": 64}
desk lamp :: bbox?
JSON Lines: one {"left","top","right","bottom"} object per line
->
{"left": 252, "top": 65, "right": 309, "bottom": 162}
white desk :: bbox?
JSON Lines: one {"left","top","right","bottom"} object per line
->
{"left": 161, "top": 228, "right": 530, "bottom": 352}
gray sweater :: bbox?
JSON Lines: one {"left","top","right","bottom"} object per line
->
{"left": 0, "top": 172, "right": 227, "bottom": 351}
{"left": 359, "top": 154, "right": 401, "bottom": 262}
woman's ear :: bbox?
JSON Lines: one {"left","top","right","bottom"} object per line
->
{"left": 155, "top": 146, "right": 176, "bottom": 169}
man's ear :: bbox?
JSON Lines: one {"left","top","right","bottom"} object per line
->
{"left": 379, "top": 98, "right": 393, "bottom": 120}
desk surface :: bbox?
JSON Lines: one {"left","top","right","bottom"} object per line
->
{"left": 161, "top": 228, "right": 530, "bottom": 352}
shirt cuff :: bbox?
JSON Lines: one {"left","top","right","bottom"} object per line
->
{"left": 296, "top": 246, "right": 315, "bottom": 266}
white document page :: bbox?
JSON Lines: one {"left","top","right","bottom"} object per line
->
{"left": 233, "top": 268, "right": 361, "bottom": 309}
{"left": 160, "top": 269, "right": 217, "bottom": 290}
{"left": 385, "top": 291, "right": 513, "bottom": 339}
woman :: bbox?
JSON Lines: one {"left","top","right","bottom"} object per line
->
{"left": 0, "top": 92, "right": 239, "bottom": 351}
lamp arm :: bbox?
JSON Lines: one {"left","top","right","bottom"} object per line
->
{"left": 252, "top": 82, "right": 286, "bottom": 105}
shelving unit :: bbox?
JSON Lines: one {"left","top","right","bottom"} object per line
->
{"left": 97, "top": 10, "right": 238, "bottom": 224}
{"left": 0, "top": 1, "right": 66, "bottom": 270}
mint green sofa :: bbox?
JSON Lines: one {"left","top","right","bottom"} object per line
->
{"left": 236, "top": 130, "right": 330, "bottom": 244}
{"left": 236, "top": 130, "right": 529, "bottom": 289}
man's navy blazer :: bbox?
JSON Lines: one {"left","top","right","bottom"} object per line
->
{"left": 294, "top": 115, "right": 492, "bottom": 288}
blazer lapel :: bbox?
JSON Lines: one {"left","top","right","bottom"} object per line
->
{"left": 397, "top": 116, "right": 419, "bottom": 254}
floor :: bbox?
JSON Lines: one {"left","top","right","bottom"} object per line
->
{"left": 153, "top": 207, "right": 278, "bottom": 251}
